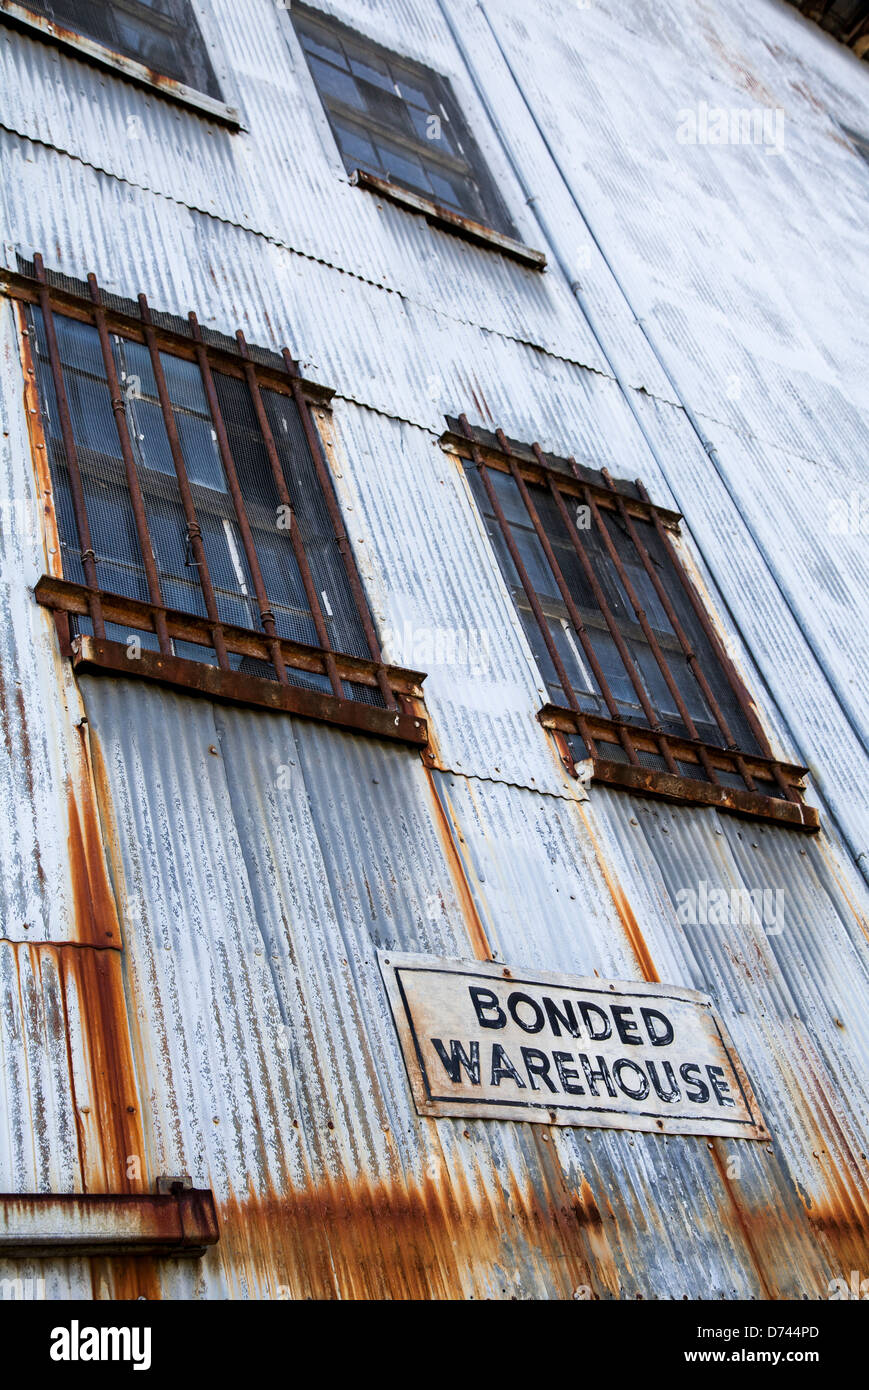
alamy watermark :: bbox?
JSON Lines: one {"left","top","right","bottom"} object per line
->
{"left": 677, "top": 102, "right": 785, "bottom": 157}
{"left": 676, "top": 880, "right": 784, "bottom": 935}
{"left": 381, "top": 621, "right": 491, "bottom": 675}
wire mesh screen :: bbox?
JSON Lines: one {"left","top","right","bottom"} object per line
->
{"left": 26, "top": 292, "right": 389, "bottom": 709}
{"left": 459, "top": 422, "right": 806, "bottom": 810}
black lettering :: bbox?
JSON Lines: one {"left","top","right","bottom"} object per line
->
{"left": 679, "top": 1062, "right": 710, "bottom": 1103}
{"left": 641, "top": 1007, "right": 674, "bottom": 1047}
{"left": 613, "top": 1058, "right": 650, "bottom": 1100}
{"left": 543, "top": 997, "right": 580, "bottom": 1038}
{"left": 469, "top": 986, "right": 506, "bottom": 1029}
{"left": 553, "top": 1051, "right": 585, "bottom": 1095}
{"left": 706, "top": 1065, "right": 736, "bottom": 1108}
{"left": 611, "top": 1005, "right": 641, "bottom": 1045}
{"left": 579, "top": 1002, "right": 612, "bottom": 1041}
{"left": 431, "top": 1038, "right": 480, "bottom": 1085}
{"left": 646, "top": 1059, "right": 681, "bottom": 1103}
{"left": 507, "top": 992, "right": 545, "bottom": 1033}
{"left": 580, "top": 1053, "right": 617, "bottom": 1097}
{"left": 521, "top": 1047, "right": 558, "bottom": 1092}
{"left": 490, "top": 1043, "right": 526, "bottom": 1088}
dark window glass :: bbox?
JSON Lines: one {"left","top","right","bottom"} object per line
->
{"left": 464, "top": 462, "right": 762, "bottom": 755}
{"left": 17, "top": 0, "right": 222, "bottom": 99}
{"left": 28, "top": 305, "right": 375, "bottom": 699}
{"left": 293, "top": 3, "right": 517, "bottom": 237}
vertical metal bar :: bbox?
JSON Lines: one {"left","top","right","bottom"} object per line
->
{"left": 87, "top": 274, "right": 171, "bottom": 655}
{"left": 537, "top": 449, "right": 679, "bottom": 773}
{"left": 33, "top": 255, "right": 105, "bottom": 640}
{"left": 458, "top": 417, "right": 592, "bottom": 743}
{"left": 599, "top": 469, "right": 746, "bottom": 789}
{"left": 492, "top": 430, "right": 636, "bottom": 765}
{"left": 572, "top": 463, "right": 715, "bottom": 779}
{"left": 189, "top": 314, "right": 288, "bottom": 686}
{"left": 634, "top": 479, "right": 799, "bottom": 803}
{"left": 138, "top": 295, "right": 230, "bottom": 672}
{"left": 281, "top": 348, "right": 398, "bottom": 711}
{"left": 235, "top": 333, "right": 342, "bottom": 699}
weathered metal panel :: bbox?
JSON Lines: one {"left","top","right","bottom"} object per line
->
{"left": 0, "top": 0, "right": 866, "bottom": 1304}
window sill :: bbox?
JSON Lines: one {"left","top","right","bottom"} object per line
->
{"left": 351, "top": 169, "right": 547, "bottom": 270}
{"left": 0, "top": 0, "right": 243, "bottom": 129}
{"left": 538, "top": 705, "right": 819, "bottom": 830}
{"left": 587, "top": 757, "right": 819, "bottom": 830}
{"left": 35, "top": 577, "right": 429, "bottom": 747}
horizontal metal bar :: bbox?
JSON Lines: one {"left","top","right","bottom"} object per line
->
{"left": 537, "top": 705, "right": 810, "bottom": 784}
{"left": 589, "top": 759, "right": 820, "bottom": 831}
{"left": 0, "top": 1188, "right": 219, "bottom": 1258}
{"left": 34, "top": 576, "right": 426, "bottom": 696}
{"left": 351, "top": 170, "right": 547, "bottom": 269}
{"left": 70, "top": 635, "right": 429, "bottom": 746}
{"left": 440, "top": 430, "right": 682, "bottom": 528}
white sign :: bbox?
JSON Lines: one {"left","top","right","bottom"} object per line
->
{"left": 379, "top": 953, "right": 767, "bottom": 1140}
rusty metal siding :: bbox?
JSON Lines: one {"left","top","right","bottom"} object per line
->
{"left": 0, "top": 0, "right": 867, "bottom": 1300}
{"left": 72, "top": 676, "right": 864, "bottom": 1298}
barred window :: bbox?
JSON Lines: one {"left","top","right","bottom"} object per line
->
{"left": 292, "top": 3, "right": 518, "bottom": 241}
{"left": 8, "top": 0, "right": 222, "bottom": 100}
{"left": 12, "top": 255, "right": 426, "bottom": 746}
{"left": 451, "top": 418, "right": 817, "bottom": 829}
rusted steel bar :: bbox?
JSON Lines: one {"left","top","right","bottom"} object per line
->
{"left": 236, "top": 332, "right": 342, "bottom": 699}
{"left": 598, "top": 467, "right": 750, "bottom": 790}
{"left": 534, "top": 447, "right": 678, "bottom": 773}
{"left": 458, "top": 417, "right": 591, "bottom": 738}
{"left": 493, "top": 430, "right": 636, "bottom": 764}
{"left": 567, "top": 456, "right": 712, "bottom": 779}
{"left": 35, "top": 576, "right": 427, "bottom": 696}
{"left": 138, "top": 295, "right": 230, "bottom": 672}
{"left": 633, "top": 478, "right": 800, "bottom": 804}
{"left": 33, "top": 256, "right": 106, "bottom": 640}
{"left": 189, "top": 313, "right": 288, "bottom": 686}
{"left": 87, "top": 274, "right": 171, "bottom": 655}
{"left": 281, "top": 349, "right": 398, "bottom": 711}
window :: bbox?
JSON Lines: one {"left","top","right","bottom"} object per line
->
{"left": 12, "top": 254, "right": 426, "bottom": 746}
{"left": 451, "top": 418, "right": 817, "bottom": 829}
{"left": 292, "top": 3, "right": 521, "bottom": 245}
{"left": 4, "top": 0, "right": 224, "bottom": 103}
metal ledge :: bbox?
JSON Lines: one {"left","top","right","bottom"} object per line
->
{"left": 70, "top": 635, "right": 429, "bottom": 747}
{"left": 0, "top": 1189, "right": 219, "bottom": 1258}
{"left": 351, "top": 169, "right": 547, "bottom": 269}
{"left": 589, "top": 758, "right": 820, "bottom": 831}
{"left": 0, "top": 1, "right": 243, "bottom": 129}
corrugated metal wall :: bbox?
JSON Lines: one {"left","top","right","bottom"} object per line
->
{"left": 0, "top": 0, "right": 867, "bottom": 1297}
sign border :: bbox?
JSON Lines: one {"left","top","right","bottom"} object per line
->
{"left": 378, "top": 952, "right": 769, "bottom": 1141}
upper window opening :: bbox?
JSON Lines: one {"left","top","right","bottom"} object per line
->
{"left": 292, "top": 3, "right": 518, "bottom": 240}
{"left": 451, "top": 418, "right": 817, "bottom": 830}
{"left": 7, "top": 0, "right": 224, "bottom": 101}
{"left": 11, "top": 255, "right": 426, "bottom": 746}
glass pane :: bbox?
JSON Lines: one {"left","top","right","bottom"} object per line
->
{"left": 332, "top": 116, "right": 379, "bottom": 171}
{"left": 298, "top": 23, "right": 348, "bottom": 68}
{"left": 349, "top": 53, "right": 394, "bottom": 91}
{"left": 308, "top": 55, "right": 364, "bottom": 109}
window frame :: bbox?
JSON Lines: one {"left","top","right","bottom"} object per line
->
{"left": 0, "top": 0, "right": 242, "bottom": 127}
{"left": 446, "top": 418, "right": 818, "bottom": 831}
{"left": 290, "top": 2, "right": 545, "bottom": 269}
{"left": 7, "top": 255, "right": 427, "bottom": 747}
